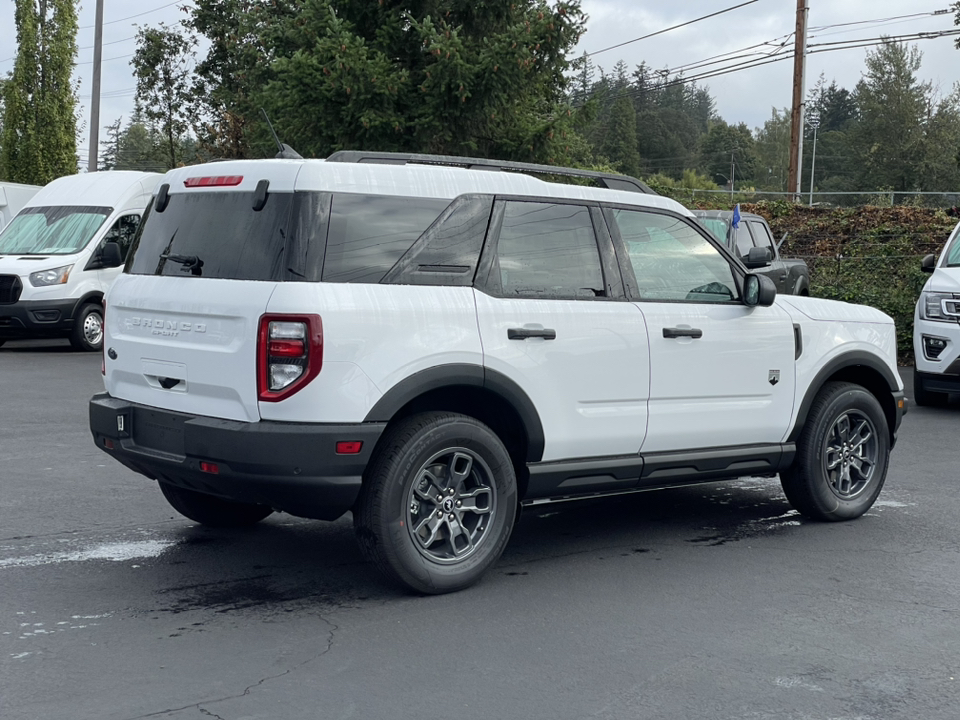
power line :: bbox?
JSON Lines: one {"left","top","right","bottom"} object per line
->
{"left": 808, "top": 8, "right": 951, "bottom": 33}
{"left": 585, "top": 0, "right": 763, "bottom": 57}
{"left": 79, "top": 0, "right": 189, "bottom": 29}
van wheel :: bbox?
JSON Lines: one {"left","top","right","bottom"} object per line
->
{"left": 913, "top": 366, "right": 948, "bottom": 407}
{"left": 158, "top": 482, "right": 273, "bottom": 527}
{"left": 355, "top": 412, "right": 517, "bottom": 594}
{"left": 780, "top": 382, "right": 889, "bottom": 521}
{"left": 70, "top": 303, "right": 104, "bottom": 352}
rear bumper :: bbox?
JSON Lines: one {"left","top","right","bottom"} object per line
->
{"left": 89, "top": 392, "right": 385, "bottom": 521}
{"left": 0, "top": 298, "right": 80, "bottom": 338}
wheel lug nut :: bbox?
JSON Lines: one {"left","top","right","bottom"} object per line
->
{"left": 437, "top": 495, "right": 443, "bottom": 502}
{"left": 456, "top": 500, "right": 462, "bottom": 507}
{"left": 436, "top": 510, "right": 443, "bottom": 518}
{"left": 448, "top": 488, "right": 455, "bottom": 495}
{"left": 448, "top": 513, "right": 455, "bottom": 520}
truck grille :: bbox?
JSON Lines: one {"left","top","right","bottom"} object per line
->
{"left": 0, "top": 275, "right": 22, "bottom": 304}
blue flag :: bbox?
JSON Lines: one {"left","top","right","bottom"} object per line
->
{"left": 732, "top": 203, "right": 741, "bottom": 229}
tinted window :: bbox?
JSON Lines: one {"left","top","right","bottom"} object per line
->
{"left": 0, "top": 206, "right": 111, "bottom": 255}
{"left": 947, "top": 224, "right": 960, "bottom": 267}
{"left": 748, "top": 220, "right": 774, "bottom": 252}
{"left": 127, "top": 191, "right": 294, "bottom": 280}
{"left": 612, "top": 209, "right": 738, "bottom": 302}
{"left": 699, "top": 218, "right": 728, "bottom": 244}
{"left": 323, "top": 195, "right": 449, "bottom": 284}
{"left": 102, "top": 214, "right": 141, "bottom": 261}
{"left": 732, "top": 222, "right": 754, "bottom": 257}
{"left": 495, "top": 201, "right": 604, "bottom": 299}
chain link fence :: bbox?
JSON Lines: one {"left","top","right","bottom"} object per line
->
{"left": 667, "top": 187, "right": 960, "bottom": 210}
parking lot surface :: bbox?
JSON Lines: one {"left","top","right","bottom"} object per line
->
{"left": 2, "top": 339, "right": 959, "bottom": 720}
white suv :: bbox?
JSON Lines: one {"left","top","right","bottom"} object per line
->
{"left": 89, "top": 153, "right": 906, "bottom": 594}
{"left": 914, "top": 219, "right": 960, "bottom": 404}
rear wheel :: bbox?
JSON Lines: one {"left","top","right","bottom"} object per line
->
{"left": 913, "top": 366, "right": 948, "bottom": 407}
{"left": 158, "top": 482, "right": 273, "bottom": 527}
{"left": 780, "top": 381, "right": 889, "bottom": 521}
{"left": 355, "top": 412, "right": 517, "bottom": 594}
{"left": 69, "top": 303, "right": 103, "bottom": 352}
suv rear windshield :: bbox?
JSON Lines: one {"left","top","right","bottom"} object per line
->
{"left": 127, "top": 191, "right": 449, "bottom": 283}
{"left": 0, "top": 206, "right": 112, "bottom": 255}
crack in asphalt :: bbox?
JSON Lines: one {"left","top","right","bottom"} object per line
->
{"left": 122, "top": 616, "right": 340, "bottom": 720}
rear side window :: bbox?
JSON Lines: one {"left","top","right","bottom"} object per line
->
{"left": 127, "top": 191, "right": 295, "bottom": 281}
{"left": 322, "top": 195, "right": 449, "bottom": 283}
{"left": 494, "top": 201, "right": 605, "bottom": 299}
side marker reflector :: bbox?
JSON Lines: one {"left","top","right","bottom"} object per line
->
{"left": 200, "top": 462, "right": 220, "bottom": 474}
{"left": 336, "top": 441, "right": 363, "bottom": 455}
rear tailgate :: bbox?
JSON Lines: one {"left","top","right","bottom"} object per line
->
{"left": 103, "top": 162, "right": 303, "bottom": 422}
{"left": 104, "top": 275, "right": 275, "bottom": 421}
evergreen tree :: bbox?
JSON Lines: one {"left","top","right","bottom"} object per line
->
{"left": 132, "top": 24, "right": 197, "bottom": 170}
{"left": 699, "top": 121, "right": 758, "bottom": 188}
{"left": 0, "top": 0, "right": 78, "bottom": 184}
{"left": 99, "top": 117, "right": 122, "bottom": 171}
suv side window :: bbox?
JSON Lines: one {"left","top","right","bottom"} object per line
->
{"left": 102, "top": 214, "right": 141, "bottom": 261}
{"left": 748, "top": 220, "right": 775, "bottom": 255}
{"left": 610, "top": 209, "right": 739, "bottom": 302}
{"left": 494, "top": 201, "right": 605, "bottom": 299}
{"left": 732, "top": 222, "right": 754, "bottom": 257}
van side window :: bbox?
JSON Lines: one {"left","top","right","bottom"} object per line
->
{"left": 611, "top": 209, "right": 738, "bottom": 302}
{"left": 494, "top": 201, "right": 605, "bottom": 299}
{"left": 102, "top": 214, "right": 141, "bottom": 261}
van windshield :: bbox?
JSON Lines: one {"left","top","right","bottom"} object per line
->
{"left": 0, "top": 206, "right": 112, "bottom": 255}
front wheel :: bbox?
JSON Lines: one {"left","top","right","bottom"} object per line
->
{"left": 780, "top": 381, "right": 889, "bottom": 521}
{"left": 69, "top": 303, "right": 104, "bottom": 352}
{"left": 355, "top": 412, "right": 517, "bottom": 594}
{"left": 159, "top": 482, "right": 273, "bottom": 527}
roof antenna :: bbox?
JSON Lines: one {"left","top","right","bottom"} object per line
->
{"left": 260, "top": 108, "right": 303, "bottom": 160}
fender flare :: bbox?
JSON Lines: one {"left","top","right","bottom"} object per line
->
{"left": 363, "top": 364, "right": 546, "bottom": 462}
{"left": 71, "top": 291, "right": 104, "bottom": 320}
{"left": 788, "top": 351, "right": 899, "bottom": 443}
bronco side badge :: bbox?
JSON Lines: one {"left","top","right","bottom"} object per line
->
{"left": 769, "top": 370, "right": 780, "bottom": 386}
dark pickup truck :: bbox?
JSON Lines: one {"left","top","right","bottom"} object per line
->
{"left": 693, "top": 209, "right": 810, "bottom": 296}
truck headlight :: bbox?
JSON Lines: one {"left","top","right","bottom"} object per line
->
{"left": 29, "top": 265, "right": 74, "bottom": 287}
{"left": 920, "top": 292, "right": 960, "bottom": 322}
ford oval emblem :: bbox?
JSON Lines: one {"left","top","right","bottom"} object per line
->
{"left": 107, "top": 348, "right": 118, "bottom": 360}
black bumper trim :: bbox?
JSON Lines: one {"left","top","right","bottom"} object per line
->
{"left": 89, "top": 393, "right": 385, "bottom": 521}
{"left": 0, "top": 297, "right": 82, "bottom": 338}
{"left": 914, "top": 371, "right": 960, "bottom": 395}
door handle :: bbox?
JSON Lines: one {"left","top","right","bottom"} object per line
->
{"left": 662, "top": 327, "right": 702, "bottom": 339}
{"left": 508, "top": 328, "right": 557, "bottom": 340}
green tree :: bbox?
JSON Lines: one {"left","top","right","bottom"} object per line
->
{"left": 98, "top": 117, "right": 122, "bottom": 171}
{"left": 753, "top": 107, "right": 791, "bottom": 191}
{"left": 1, "top": 0, "right": 78, "bottom": 184}
{"left": 132, "top": 23, "right": 197, "bottom": 170}
{"left": 699, "top": 120, "right": 758, "bottom": 188}
{"left": 185, "top": 0, "right": 587, "bottom": 163}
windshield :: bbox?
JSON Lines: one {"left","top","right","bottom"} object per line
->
{"left": 946, "top": 222, "right": 960, "bottom": 267}
{"left": 0, "top": 206, "right": 112, "bottom": 255}
{"left": 698, "top": 218, "right": 729, "bottom": 244}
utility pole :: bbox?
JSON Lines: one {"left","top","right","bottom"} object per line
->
{"left": 730, "top": 150, "right": 736, "bottom": 197}
{"left": 808, "top": 115, "right": 819, "bottom": 206}
{"left": 787, "top": 0, "right": 809, "bottom": 200}
{"left": 87, "top": 0, "right": 104, "bottom": 172}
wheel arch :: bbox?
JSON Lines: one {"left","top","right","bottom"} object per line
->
{"left": 73, "top": 291, "right": 104, "bottom": 318}
{"left": 363, "top": 364, "right": 545, "bottom": 497}
{"left": 789, "top": 352, "right": 900, "bottom": 444}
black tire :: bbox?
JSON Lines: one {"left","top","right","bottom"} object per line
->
{"left": 913, "top": 366, "right": 948, "bottom": 407}
{"left": 354, "top": 412, "right": 517, "bottom": 595}
{"left": 0, "top": 339, "right": 6, "bottom": 348}
{"left": 69, "top": 303, "right": 104, "bottom": 352}
{"left": 158, "top": 482, "right": 273, "bottom": 527}
{"left": 780, "top": 381, "right": 889, "bottom": 521}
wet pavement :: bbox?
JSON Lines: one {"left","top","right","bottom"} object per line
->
{"left": 2, "top": 338, "right": 960, "bottom": 719}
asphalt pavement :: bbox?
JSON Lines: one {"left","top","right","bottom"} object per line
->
{"left": 2, "top": 338, "right": 960, "bottom": 720}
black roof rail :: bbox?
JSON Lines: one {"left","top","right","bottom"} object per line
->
{"left": 324, "top": 151, "right": 656, "bottom": 195}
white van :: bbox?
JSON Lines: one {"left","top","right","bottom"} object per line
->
{"left": 0, "top": 171, "right": 160, "bottom": 350}
{"left": 0, "top": 182, "right": 42, "bottom": 233}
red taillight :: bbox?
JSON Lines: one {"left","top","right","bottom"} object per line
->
{"left": 257, "top": 314, "right": 323, "bottom": 402}
{"left": 183, "top": 175, "right": 243, "bottom": 187}
{"left": 336, "top": 441, "right": 363, "bottom": 454}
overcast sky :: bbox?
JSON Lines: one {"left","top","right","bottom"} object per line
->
{"left": 1, "top": 0, "right": 958, "bottom": 170}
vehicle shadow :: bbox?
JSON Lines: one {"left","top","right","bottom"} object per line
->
{"left": 124, "top": 477, "right": 797, "bottom": 612}
{"left": 0, "top": 339, "right": 76, "bottom": 353}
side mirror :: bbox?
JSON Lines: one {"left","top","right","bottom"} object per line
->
{"left": 744, "top": 273, "right": 777, "bottom": 307}
{"left": 743, "top": 246, "right": 772, "bottom": 269}
{"left": 100, "top": 242, "right": 123, "bottom": 268}
{"left": 921, "top": 254, "right": 936, "bottom": 273}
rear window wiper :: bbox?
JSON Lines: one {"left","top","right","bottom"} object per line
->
{"left": 160, "top": 252, "right": 204, "bottom": 276}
